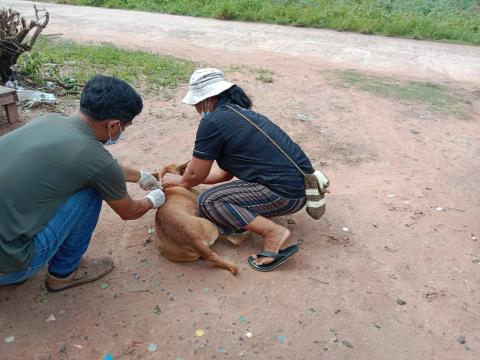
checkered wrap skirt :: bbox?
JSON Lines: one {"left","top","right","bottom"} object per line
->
{"left": 197, "top": 180, "right": 305, "bottom": 235}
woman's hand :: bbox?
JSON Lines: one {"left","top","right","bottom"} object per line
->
{"left": 161, "top": 173, "right": 182, "bottom": 188}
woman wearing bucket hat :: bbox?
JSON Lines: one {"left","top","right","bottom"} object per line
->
{"left": 162, "top": 68, "right": 315, "bottom": 271}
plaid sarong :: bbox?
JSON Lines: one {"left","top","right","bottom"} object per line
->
{"left": 198, "top": 180, "right": 305, "bottom": 235}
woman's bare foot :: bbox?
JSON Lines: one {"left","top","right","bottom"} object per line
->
{"left": 244, "top": 216, "right": 291, "bottom": 266}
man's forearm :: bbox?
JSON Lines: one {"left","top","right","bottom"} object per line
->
{"left": 120, "top": 198, "right": 154, "bottom": 220}
{"left": 122, "top": 166, "right": 141, "bottom": 183}
{"left": 128, "top": 198, "right": 154, "bottom": 220}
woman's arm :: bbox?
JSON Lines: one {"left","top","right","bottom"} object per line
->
{"left": 203, "top": 162, "right": 233, "bottom": 184}
{"left": 162, "top": 157, "right": 214, "bottom": 188}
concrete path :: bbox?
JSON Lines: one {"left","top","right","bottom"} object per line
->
{"left": 3, "top": 0, "right": 480, "bottom": 82}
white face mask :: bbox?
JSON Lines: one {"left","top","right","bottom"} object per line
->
{"left": 200, "top": 100, "right": 213, "bottom": 119}
{"left": 104, "top": 123, "right": 123, "bottom": 145}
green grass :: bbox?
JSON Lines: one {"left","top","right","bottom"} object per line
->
{"left": 17, "top": 36, "right": 195, "bottom": 93}
{"left": 50, "top": 0, "right": 480, "bottom": 44}
{"left": 331, "top": 70, "right": 472, "bottom": 117}
{"left": 254, "top": 69, "right": 275, "bottom": 83}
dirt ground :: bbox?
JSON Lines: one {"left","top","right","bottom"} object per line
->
{"left": 1, "top": 3, "right": 480, "bottom": 360}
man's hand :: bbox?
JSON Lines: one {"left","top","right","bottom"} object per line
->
{"left": 139, "top": 170, "right": 162, "bottom": 191}
{"left": 146, "top": 189, "right": 165, "bottom": 208}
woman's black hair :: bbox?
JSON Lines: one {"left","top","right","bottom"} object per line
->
{"left": 216, "top": 85, "right": 252, "bottom": 109}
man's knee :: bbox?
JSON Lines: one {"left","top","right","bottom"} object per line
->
{"left": 197, "top": 191, "right": 216, "bottom": 218}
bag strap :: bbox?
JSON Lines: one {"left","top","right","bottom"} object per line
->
{"left": 225, "top": 105, "right": 308, "bottom": 177}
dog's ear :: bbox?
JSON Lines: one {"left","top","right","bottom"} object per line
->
{"left": 157, "top": 161, "right": 191, "bottom": 179}
{"left": 177, "top": 161, "right": 190, "bottom": 175}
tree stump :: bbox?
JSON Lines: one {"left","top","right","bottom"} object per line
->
{"left": 0, "top": 5, "right": 49, "bottom": 83}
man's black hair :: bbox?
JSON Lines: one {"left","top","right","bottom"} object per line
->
{"left": 80, "top": 75, "right": 143, "bottom": 123}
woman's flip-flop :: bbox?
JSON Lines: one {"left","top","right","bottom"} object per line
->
{"left": 247, "top": 244, "right": 299, "bottom": 272}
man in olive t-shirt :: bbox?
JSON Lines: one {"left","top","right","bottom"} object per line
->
{"left": 0, "top": 75, "right": 165, "bottom": 291}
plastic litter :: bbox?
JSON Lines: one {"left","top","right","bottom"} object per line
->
{"left": 195, "top": 329, "right": 205, "bottom": 337}
{"left": 73, "top": 344, "right": 83, "bottom": 349}
{"left": 16, "top": 89, "right": 57, "bottom": 108}
{"left": 4, "top": 336, "right": 15, "bottom": 343}
{"left": 147, "top": 343, "right": 158, "bottom": 352}
{"left": 277, "top": 335, "right": 286, "bottom": 344}
{"left": 46, "top": 313, "right": 56, "bottom": 322}
{"left": 100, "top": 282, "right": 109, "bottom": 289}
{"left": 104, "top": 354, "right": 114, "bottom": 360}
{"left": 387, "top": 194, "right": 395, "bottom": 198}
{"left": 436, "top": 207, "right": 443, "bottom": 211}
{"left": 147, "top": 226, "right": 155, "bottom": 234}
{"left": 342, "top": 227, "right": 349, "bottom": 232}
{"left": 239, "top": 316, "right": 246, "bottom": 323}
{"left": 296, "top": 113, "right": 313, "bottom": 122}
{"left": 246, "top": 332, "right": 252, "bottom": 338}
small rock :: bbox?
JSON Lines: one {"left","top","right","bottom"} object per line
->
{"left": 396, "top": 298, "right": 407, "bottom": 305}
{"left": 100, "top": 282, "right": 109, "bottom": 289}
{"left": 147, "top": 226, "right": 155, "bottom": 234}
{"left": 4, "top": 336, "right": 15, "bottom": 343}
{"left": 342, "top": 340, "right": 353, "bottom": 348}
{"left": 147, "top": 343, "right": 158, "bottom": 352}
{"left": 457, "top": 335, "right": 466, "bottom": 344}
{"left": 309, "top": 307, "right": 316, "bottom": 313}
{"left": 387, "top": 194, "right": 395, "bottom": 198}
{"left": 287, "top": 219, "right": 295, "bottom": 224}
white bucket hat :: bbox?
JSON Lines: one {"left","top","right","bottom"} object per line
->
{"left": 182, "top": 68, "right": 234, "bottom": 105}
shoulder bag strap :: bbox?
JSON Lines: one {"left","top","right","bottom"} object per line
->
{"left": 225, "top": 105, "right": 308, "bottom": 177}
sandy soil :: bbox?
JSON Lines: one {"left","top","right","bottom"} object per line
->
{"left": 1, "top": 2, "right": 480, "bottom": 360}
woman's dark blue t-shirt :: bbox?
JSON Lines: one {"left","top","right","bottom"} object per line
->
{"left": 193, "top": 99, "right": 314, "bottom": 199}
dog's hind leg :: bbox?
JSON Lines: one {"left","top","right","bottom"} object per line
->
{"left": 191, "top": 220, "right": 239, "bottom": 275}
{"left": 193, "top": 242, "right": 239, "bottom": 275}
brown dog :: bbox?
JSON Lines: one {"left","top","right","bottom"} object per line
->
{"left": 154, "top": 163, "right": 243, "bottom": 275}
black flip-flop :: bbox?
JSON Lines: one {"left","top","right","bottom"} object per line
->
{"left": 247, "top": 244, "right": 299, "bottom": 272}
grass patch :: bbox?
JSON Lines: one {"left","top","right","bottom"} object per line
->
{"left": 254, "top": 69, "right": 275, "bottom": 83}
{"left": 330, "top": 70, "right": 472, "bottom": 117}
{"left": 50, "top": 0, "right": 480, "bottom": 44}
{"left": 17, "top": 36, "right": 195, "bottom": 94}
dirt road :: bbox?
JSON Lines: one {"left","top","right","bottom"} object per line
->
{"left": 1, "top": 2, "right": 480, "bottom": 360}
{"left": 3, "top": 0, "right": 480, "bottom": 82}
